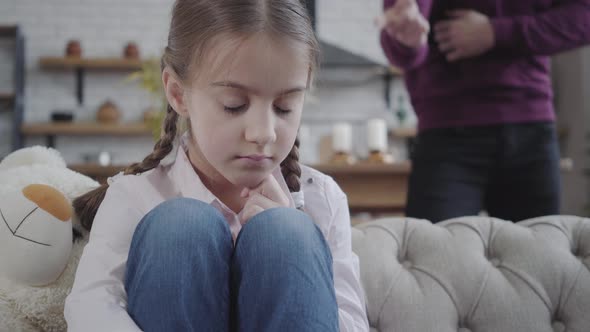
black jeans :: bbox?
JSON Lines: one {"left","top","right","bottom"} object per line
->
{"left": 405, "top": 122, "right": 561, "bottom": 223}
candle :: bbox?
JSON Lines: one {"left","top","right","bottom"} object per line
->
{"left": 332, "top": 122, "right": 352, "bottom": 153}
{"left": 367, "top": 118, "right": 387, "bottom": 152}
{"left": 298, "top": 124, "right": 311, "bottom": 164}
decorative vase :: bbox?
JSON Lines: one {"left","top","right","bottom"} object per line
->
{"left": 96, "top": 100, "right": 121, "bottom": 124}
{"left": 65, "top": 40, "right": 82, "bottom": 58}
{"left": 124, "top": 42, "right": 140, "bottom": 59}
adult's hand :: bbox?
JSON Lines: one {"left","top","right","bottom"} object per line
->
{"left": 434, "top": 10, "right": 495, "bottom": 62}
{"left": 377, "top": 0, "right": 430, "bottom": 49}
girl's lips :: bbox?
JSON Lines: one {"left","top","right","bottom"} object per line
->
{"left": 239, "top": 155, "right": 272, "bottom": 161}
{"left": 236, "top": 155, "right": 272, "bottom": 167}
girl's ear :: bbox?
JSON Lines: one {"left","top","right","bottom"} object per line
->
{"left": 162, "top": 67, "right": 189, "bottom": 117}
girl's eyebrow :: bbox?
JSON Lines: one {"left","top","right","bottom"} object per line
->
{"left": 211, "top": 81, "right": 306, "bottom": 96}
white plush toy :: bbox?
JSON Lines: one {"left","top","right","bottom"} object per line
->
{"left": 0, "top": 146, "right": 100, "bottom": 332}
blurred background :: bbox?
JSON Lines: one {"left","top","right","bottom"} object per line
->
{"left": 0, "top": 0, "right": 588, "bottom": 218}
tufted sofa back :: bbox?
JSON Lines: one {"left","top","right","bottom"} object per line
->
{"left": 351, "top": 216, "right": 590, "bottom": 332}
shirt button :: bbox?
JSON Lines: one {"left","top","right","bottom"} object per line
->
{"left": 307, "top": 178, "right": 313, "bottom": 184}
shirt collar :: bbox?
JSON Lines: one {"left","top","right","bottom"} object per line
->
{"left": 169, "top": 133, "right": 299, "bottom": 209}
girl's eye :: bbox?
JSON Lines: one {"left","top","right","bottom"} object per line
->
{"left": 224, "top": 104, "right": 247, "bottom": 114}
{"left": 274, "top": 106, "right": 291, "bottom": 115}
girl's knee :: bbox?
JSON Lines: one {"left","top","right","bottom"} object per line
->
{"left": 240, "top": 208, "right": 326, "bottom": 251}
{"left": 147, "top": 198, "right": 217, "bottom": 219}
{"left": 133, "top": 198, "right": 229, "bottom": 247}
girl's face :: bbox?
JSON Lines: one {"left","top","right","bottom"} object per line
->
{"left": 178, "top": 33, "right": 310, "bottom": 189}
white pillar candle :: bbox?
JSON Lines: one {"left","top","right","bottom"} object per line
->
{"left": 298, "top": 124, "right": 312, "bottom": 164}
{"left": 332, "top": 122, "right": 352, "bottom": 153}
{"left": 367, "top": 118, "right": 388, "bottom": 152}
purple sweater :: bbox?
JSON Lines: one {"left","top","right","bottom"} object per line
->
{"left": 381, "top": 0, "right": 590, "bottom": 131}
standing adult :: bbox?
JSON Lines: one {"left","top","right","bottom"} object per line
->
{"left": 379, "top": 0, "right": 590, "bottom": 222}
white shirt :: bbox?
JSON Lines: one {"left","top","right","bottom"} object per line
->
{"left": 65, "top": 137, "right": 369, "bottom": 332}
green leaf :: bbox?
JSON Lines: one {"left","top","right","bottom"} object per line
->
{"left": 122, "top": 56, "right": 167, "bottom": 141}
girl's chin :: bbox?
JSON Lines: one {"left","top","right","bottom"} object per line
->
{"left": 228, "top": 170, "right": 269, "bottom": 189}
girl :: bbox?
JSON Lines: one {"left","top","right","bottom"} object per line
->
{"left": 64, "top": 1, "right": 369, "bottom": 331}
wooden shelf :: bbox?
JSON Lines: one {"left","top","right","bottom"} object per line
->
{"left": 0, "top": 26, "right": 17, "bottom": 38}
{"left": 21, "top": 122, "right": 152, "bottom": 136}
{"left": 389, "top": 127, "right": 417, "bottom": 139}
{"left": 39, "top": 56, "right": 144, "bottom": 105}
{"left": 0, "top": 92, "right": 14, "bottom": 108}
{"left": 2, "top": 25, "right": 24, "bottom": 150}
{"left": 389, "top": 66, "right": 403, "bottom": 76}
{"left": 39, "top": 57, "right": 143, "bottom": 70}
{"left": 313, "top": 161, "right": 411, "bottom": 175}
{"left": 312, "top": 162, "right": 409, "bottom": 213}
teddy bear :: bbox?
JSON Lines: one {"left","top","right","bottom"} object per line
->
{"left": 0, "top": 146, "right": 100, "bottom": 332}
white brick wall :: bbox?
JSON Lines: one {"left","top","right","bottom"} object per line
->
{"left": 552, "top": 49, "right": 590, "bottom": 215}
{"left": 0, "top": 0, "right": 412, "bottom": 165}
{"left": 0, "top": 37, "right": 15, "bottom": 158}
{"left": 318, "top": 0, "right": 388, "bottom": 65}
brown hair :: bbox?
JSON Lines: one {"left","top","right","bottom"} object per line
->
{"left": 74, "top": 0, "right": 319, "bottom": 231}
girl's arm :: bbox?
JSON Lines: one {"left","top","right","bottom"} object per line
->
{"left": 325, "top": 178, "right": 370, "bottom": 332}
{"left": 491, "top": 0, "right": 590, "bottom": 56}
{"left": 64, "top": 181, "right": 143, "bottom": 332}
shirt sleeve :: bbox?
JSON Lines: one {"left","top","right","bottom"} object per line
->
{"left": 64, "top": 180, "right": 143, "bottom": 332}
{"left": 325, "top": 178, "right": 370, "bottom": 332}
{"left": 490, "top": 0, "right": 590, "bottom": 55}
{"left": 380, "top": 0, "right": 434, "bottom": 70}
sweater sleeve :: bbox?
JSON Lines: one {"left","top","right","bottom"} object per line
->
{"left": 380, "top": 0, "right": 434, "bottom": 70}
{"left": 491, "top": 0, "right": 590, "bottom": 56}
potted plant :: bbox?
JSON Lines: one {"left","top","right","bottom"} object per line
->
{"left": 126, "top": 58, "right": 167, "bottom": 141}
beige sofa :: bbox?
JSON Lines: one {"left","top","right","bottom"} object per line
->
{"left": 2, "top": 215, "right": 589, "bottom": 332}
{"left": 352, "top": 215, "right": 590, "bottom": 332}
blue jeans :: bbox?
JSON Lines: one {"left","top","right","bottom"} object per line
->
{"left": 124, "top": 198, "right": 339, "bottom": 332}
{"left": 405, "top": 122, "right": 561, "bottom": 223}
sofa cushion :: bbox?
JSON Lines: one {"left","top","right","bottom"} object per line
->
{"left": 351, "top": 216, "right": 590, "bottom": 332}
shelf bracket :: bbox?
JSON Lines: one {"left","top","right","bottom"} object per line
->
{"left": 383, "top": 71, "right": 393, "bottom": 109}
{"left": 76, "top": 67, "right": 84, "bottom": 105}
{"left": 46, "top": 135, "right": 56, "bottom": 148}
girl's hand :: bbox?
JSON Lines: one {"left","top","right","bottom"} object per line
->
{"left": 238, "top": 175, "right": 291, "bottom": 225}
{"left": 376, "top": 0, "right": 430, "bottom": 49}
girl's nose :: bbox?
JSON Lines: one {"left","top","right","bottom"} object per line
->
{"left": 244, "top": 109, "right": 277, "bottom": 146}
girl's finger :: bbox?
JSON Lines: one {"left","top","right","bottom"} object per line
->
{"left": 239, "top": 193, "right": 279, "bottom": 224}
{"left": 240, "top": 187, "right": 250, "bottom": 198}
{"left": 248, "top": 174, "right": 290, "bottom": 207}
{"left": 239, "top": 203, "right": 264, "bottom": 225}
{"left": 246, "top": 193, "right": 277, "bottom": 210}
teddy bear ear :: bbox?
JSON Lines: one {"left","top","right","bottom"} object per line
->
{"left": 22, "top": 184, "right": 72, "bottom": 222}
